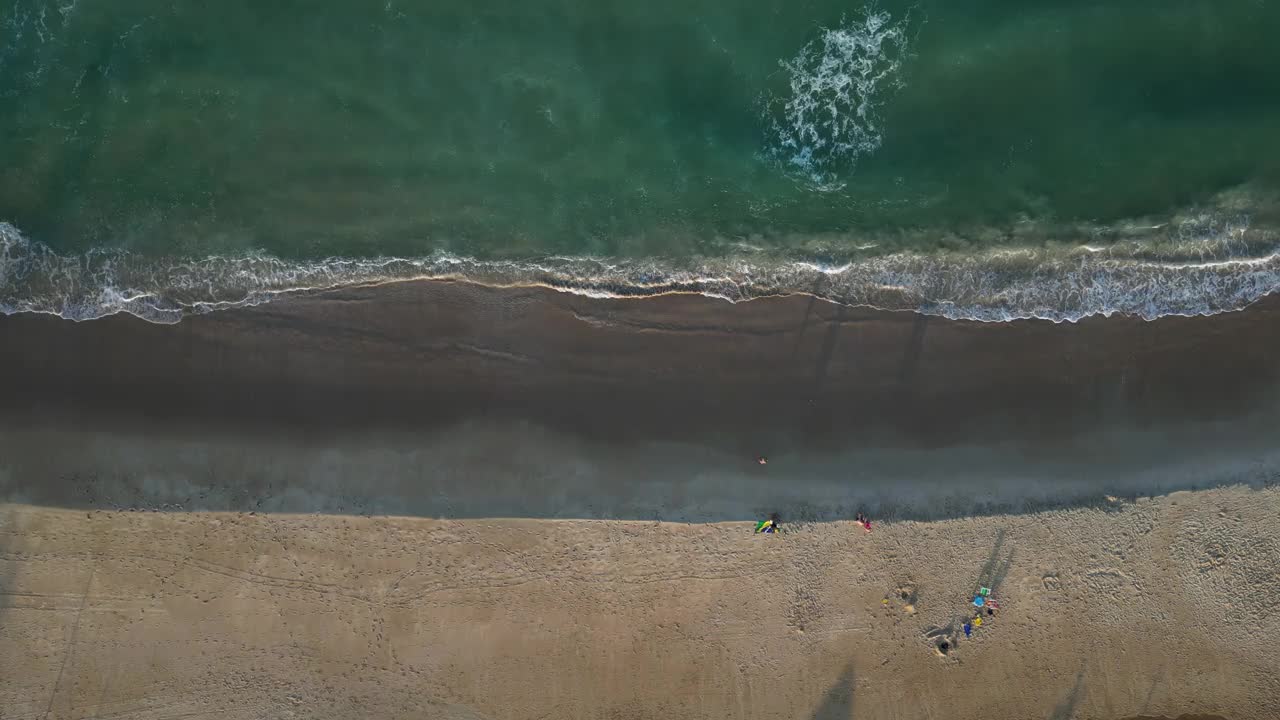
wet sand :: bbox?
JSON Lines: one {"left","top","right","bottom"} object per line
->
{"left": 5, "top": 280, "right": 1280, "bottom": 447}
{"left": 4, "top": 281, "right": 1280, "bottom": 518}
{"left": 3, "top": 282, "right": 1280, "bottom": 718}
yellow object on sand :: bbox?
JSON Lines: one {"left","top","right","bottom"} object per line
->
{"left": 973, "top": 616, "right": 983, "bottom": 627}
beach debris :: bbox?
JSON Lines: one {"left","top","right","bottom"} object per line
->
{"left": 973, "top": 595, "right": 985, "bottom": 608}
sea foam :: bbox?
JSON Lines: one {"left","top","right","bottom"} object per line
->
{"left": 3, "top": 215, "right": 1278, "bottom": 325}
{"left": 762, "top": 8, "right": 917, "bottom": 188}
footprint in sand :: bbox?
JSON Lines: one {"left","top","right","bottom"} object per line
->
{"left": 1083, "top": 567, "right": 1131, "bottom": 590}
{"left": 1172, "top": 514, "right": 1280, "bottom": 645}
{"left": 1195, "top": 541, "right": 1228, "bottom": 573}
{"left": 889, "top": 584, "right": 918, "bottom": 614}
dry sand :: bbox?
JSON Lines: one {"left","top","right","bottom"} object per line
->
{"left": 2, "top": 487, "right": 1275, "bottom": 719}
{"left": 3, "top": 282, "right": 1280, "bottom": 718}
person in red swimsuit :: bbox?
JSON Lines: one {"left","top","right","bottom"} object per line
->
{"left": 855, "top": 512, "right": 871, "bottom": 533}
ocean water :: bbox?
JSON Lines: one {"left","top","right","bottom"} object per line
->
{"left": 2, "top": 0, "right": 1280, "bottom": 321}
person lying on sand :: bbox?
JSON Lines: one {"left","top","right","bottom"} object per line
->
{"left": 755, "top": 513, "right": 781, "bottom": 534}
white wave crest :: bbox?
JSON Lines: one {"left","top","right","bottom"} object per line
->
{"left": 3, "top": 216, "right": 1280, "bottom": 325}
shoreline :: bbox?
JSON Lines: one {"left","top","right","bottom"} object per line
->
{"left": 4, "top": 212, "right": 1279, "bottom": 324}
{"left": 5, "top": 278, "right": 1280, "bottom": 436}
{"left": 3, "top": 279, "right": 1279, "bottom": 718}
{"left": 3, "top": 279, "right": 1280, "bottom": 521}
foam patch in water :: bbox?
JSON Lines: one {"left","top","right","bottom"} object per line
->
{"left": 763, "top": 8, "right": 917, "bottom": 188}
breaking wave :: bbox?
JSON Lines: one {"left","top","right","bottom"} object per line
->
{"left": 762, "top": 8, "right": 918, "bottom": 187}
{"left": 3, "top": 215, "right": 1279, "bottom": 325}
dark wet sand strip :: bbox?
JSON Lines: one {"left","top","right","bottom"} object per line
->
{"left": 2, "top": 283, "right": 1280, "bottom": 520}
{"left": 3, "top": 281, "right": 1280, "bottom": 442}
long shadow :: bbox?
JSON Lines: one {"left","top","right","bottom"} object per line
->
{"left": 0, "top": 511, "right": 97, "bottom": 718}
{"left": 810, "top": 664, "right": 855, "bottom": 720}
{"left": 812, "top": 305, "right": 846, "bottom": 394}
{"left": 0, "top": 512, "right": 13, "bottom": 634}
{"left": 974, "top": 529, "right": 1015, "bottom": 595}
{"left": 0, "top": 519, "right": 29, "bottom": 715}
{"left": 1139, "top": 669, "right": 1163, "bottom": 715}
{"left": 897, "top": 314, "right": 930, "bottom": 390}
{"left": 788, "top": 279, "right": 827, "bottom": 364}
{"left": 1048, "top": 670, "right": 1086, "bottom": 720}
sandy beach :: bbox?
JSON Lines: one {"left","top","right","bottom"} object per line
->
{"left": 3, "top": 282, "right": 1280, "bottom": 718}
{"left": 2, "top": 488, "right": 1274, "bottom": 720}
{"left": 6, "top": 0, "right": 1280, "bottom": 715}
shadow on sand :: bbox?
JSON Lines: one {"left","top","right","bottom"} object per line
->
{"left": 1049, "top": 670, "right": 1086, "bottom": 720}
{"left": 975, "top": 528, "right": 1015, "bottom": 596}
{"left": 810, "top": 665, "right": 855, "bottom": 720}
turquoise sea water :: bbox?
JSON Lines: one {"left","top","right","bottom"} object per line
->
{"left": 2, "top": 0, "right": 1280, "bottom": 321}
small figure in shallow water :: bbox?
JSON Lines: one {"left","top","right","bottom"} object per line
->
{"left": 757, "top": 456, "right": 768, "bottom": 465}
